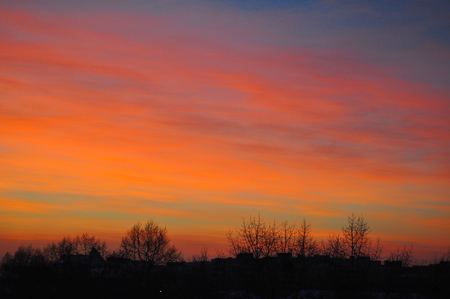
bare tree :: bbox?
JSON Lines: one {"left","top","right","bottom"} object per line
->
{"left": 368, "top": 237, "right": 383, "bottom": 260}
{"left": 228, "top": 214, "right": 285, "bottom": 258}
{"left": 389, "top": 245, "right": 414, "bottom": 267}
{"left": 342, "top": 213, "right": 371, "bottom": 258}
{"left": 228, "top": 215, "right": 318, "bottom": 259}
{"left": 1, "top": 245, "right": 46, "bottom": 267}
{"left": 228, "top": 214, "right": 273, "bottom": 258}
{"left": 295, "top": 219, "right": 318, "bottom": 257}
{"left": 262, "top": 219, "right": 281, "bottom": 257}
{"left": 432, "top": 245, "right": 450, "bottom": 263}
{"left": 119, "top": 220, "right": 182, "bottom": 265}
{"left": 439, "top": 246, "right": 450, "bottom": 262}
{"left": 43, "top": 243, "right": 59, "bottom": 262}
{"left": 319, "top": 215, "right": 383, "bottom": 298}
{"left": 43, "top": 234, "right": 108, "bottom": 261}
{"left": 322, "top": 233, "right": 346, "bottom": 258}
{"left": 322, "top": 213, "right": 383, "bottom": 259}
{"left": 322, "top": 214, "right": 382, "bottom": 260}
{"left": 215, "top": 248, "right": 226, "bottom": 259}
{"left": 191, "top": 245, "right": 209, "bottom": 262}
{"left": 277, "top": 221, "right": 296, "bottom": 254}
{"left": 1, "top": 245, "right": 47, "bottom": 280}
{"left": 44, "top": 236, "right": 76, "bottom": 262}
{"left": 74, "top": 232, "right": 108, "bottom": 258}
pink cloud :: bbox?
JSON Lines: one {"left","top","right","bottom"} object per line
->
{"left": 1, "top": 1, "right": 449, "bottom": 261}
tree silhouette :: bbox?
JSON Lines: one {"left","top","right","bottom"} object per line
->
{"left": 228, "top": 214, "right": 283, "bottom": 258}
{"left": 1, "top": 245, "right": 46, "bottom": 269}
{"left": 2, "top": 215, "right": 450, "bottom": 298}
{"left": 342, "top": 213, "right": 370, "bottom": 258}
{"left": 323, "top": 233, "right": 346, "bottom": 258}
{"left": 320, "top": 214, "right": 383, "bottom": 298}
{"left": 227, "top": 214, "right": 318, "bottom": 259}
{"left": 295, "top": 219, "right": 318, "bottom": 257}
{"left": 0, "top": 245, "right": 53, "bottom": 297}
{"left": 191, "top": 245, "right": 209, "bottom": 262}
{"left": 439, "top": 245, "right": 450, "bottom": 262}
{"left": 323, "top": 213, "right": 382, "bottom": 259}
{"left": 44, "top": 236, "right": 76, "bottom": 262}
{"left": 74, "top": 232, "right": 108, "bottom": 258}
{"left": 277, "top": 221, "right": 296, "bottom": 254}
{"left": 43, "top": 233, "right": 108, "bottom": 262}
{"left": 119, "top": 220, "right": 182, "bottom": 265}
{"left": 389, "top": 245, "right": 414, "bottom": 267}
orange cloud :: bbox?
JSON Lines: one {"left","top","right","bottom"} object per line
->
{"left": 1, "top": 2, "right": 449, "bottom": 261}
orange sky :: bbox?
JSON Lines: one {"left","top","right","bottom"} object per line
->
{"left": 1, "top": 0, "right": 449, "bottom": 263}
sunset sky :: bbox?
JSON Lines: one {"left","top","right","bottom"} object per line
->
{"left": 1, "top": 0, "right": 449, "bottom": 262}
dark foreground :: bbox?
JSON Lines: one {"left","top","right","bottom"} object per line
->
{"left": 1, "top": 253, "right": 449, "bottom": 299}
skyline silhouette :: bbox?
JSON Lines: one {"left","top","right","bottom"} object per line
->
{"left": 2, "top": 215, "right": 450, "bottom": 298}
{"left": 2, "top": 215, "right": 449, "bottom": 266}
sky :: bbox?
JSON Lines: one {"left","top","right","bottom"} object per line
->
{"left": 1, "top": 0, "right": 449, "bottom": 263}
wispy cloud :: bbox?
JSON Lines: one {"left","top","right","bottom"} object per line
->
{"left": 1, "top": 0, "right": 449, "bottom": 259}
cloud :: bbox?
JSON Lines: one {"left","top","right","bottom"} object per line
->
{"left": 0, "top": 0, "right": 449, "bottom": 260}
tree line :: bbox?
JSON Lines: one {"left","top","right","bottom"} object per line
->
{"left": 227, "top": 213, "right": 449, "bottom": 266}
{"left": 1, "top": 214, "right": 450, "bottom": 298}
{"left": 2, "top": 220, "right": 182, "bottom": 269}
{"left": 2, "top": 214, "right": 450, "bottom": 267}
